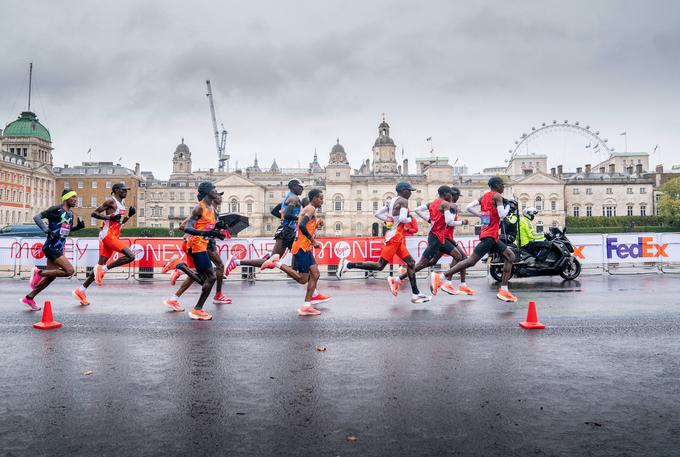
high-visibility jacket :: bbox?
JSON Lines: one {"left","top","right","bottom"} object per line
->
{"left": 519, "top": 215, "right": 544, "bottom": 247}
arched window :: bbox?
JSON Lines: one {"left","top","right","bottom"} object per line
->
{"left": 230, "top": 198, "right": 239, "bottom": 213}
{"left": 534, "top": 195, "right": 543, "bottom": 211}
{"left": 333, "top": 195, "right": 343, "bottom": 212}
{"left": 550, "top": 199, "right": 557, "bottom": 211}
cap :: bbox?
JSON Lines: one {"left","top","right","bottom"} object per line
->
{"left": 395, "top": 181, "right": 415, "bottom": 192}
{"left": 450, "top": 186, "right": 461, "bottom": 196}
{"left": 437, "top": 185, "right": 452, "bottom": 196}
{"left": 288, "top": 179, "right": 301, "bottom": 189}
{"left": 111, "top": 182, "right": 131, "bottom": 192}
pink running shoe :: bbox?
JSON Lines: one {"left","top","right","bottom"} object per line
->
{"left": 440, "top": 282, "right": 461, "bottom": 295}
{"left": 21, "top": 296, "right": 41, "bottom": 311}
{"left": 260, "top": 254, "right": 280, "bottom": 270}
{"left": 387, "top": 277, "right": 401, "bottom": 297}
{"left": 169, "top": 269, "right": 182, "bottom": 285}
{"left": 164, "top": 298, "right": 184, "bottom": 312}
{"left": 297, "top": 305, "right": 321, "bottom": 316}
{"left": 29, "top": 268, "right": 42, "bottom": 290}
{"left": 311, "top": 293, "right": 331, "bottom": 305}
{"left": 212, "top": 293, "right": 233, "bottom": 304}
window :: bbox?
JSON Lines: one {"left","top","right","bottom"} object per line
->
{"left": 180, "top": 193, "right": 185, "bottom": 201}
{"left": 151, "top": 206, "right": 162, "bottom": 217}
{"left": 335, "top": 222, "right": 342, "bottom": 231}
{"left": 373, "top": 201, "right": 379, "bottom": 211}
{"left": 586, "top": 206, "right": 593, "bottom": 217}
{"left": 550, "top": 200, "right": 556, "bottom": 211}
{"left": 357, "top": 190, "right": 362, "bottom": 195}
{"left": 246, "top": 202, "right": 253, "bottom": 214}
{"left": 91, "top": 196, "right": 97, "bottom": 207}
{"left": 265, "top": 224, "right": 272, "bottom": 232}
{"left": 640, "top": 205, "right": 647, "bottom": 216}
{"left": 534, "top": 196, "right": 543, "bottom": 211}
{"left": 106, "top": 181, "right": 111, "bottom": 189}
{"left": 91, "top": 217, "right": 97, "bottom": 226}
{"left": 606, "top": 188, "right": 613, "bottom": 194}
{"left": 179, "top": 206, "right": 185, "bottom": 217}
{"left": 627, "top": 205, "right": 634, "bottom": 216}
{"left": 356, "top": 201, "right": 362, "bottom": 211}
{"left": 626, "top": 187, "right": 633, "bottom": 194}
{"left": 603, "top": 206, "right": 616, "bottom": 217}
{"left": 572, "top": 188, "right": 580, "bottom": 195}
{"left": 467, "top": 190, "right": 473, "bottom": 197}
{"left": 586, "top": 188, "right": 592, "bottom": 195}
{"left": 573, "top": 206, "right": 580, "bottom": 217}
{"left": 77, "top": 197, "right": 83, "bottom": 207}
{"left": 356, "top": 222, "right": 362, "bottom": 233}
{"left": 140, "top": 208, "right": 145, "bottom": 217}
{"left": 170, "top": 192, "right": 175, "bottom": 201}
{"left": 335, "top": 172, "right": 340, "bottom": 177}
{"left": 169, "top": 207, "right": 175, "bottom": 217}
{"left": 63, "top": 180, "right": 70, "bottom": 189}
{"left": 229, "top": 198, "right": 239, "bottom": 213}
{"left": 334, "top": 195, "right": 343, "bottom": 212}
{"left": 92, "top": 181, "right": 98, "bottom": 189}
{"left": 640, "top": 187, "right": 647, "bottom": 194}
{"left": 77, "top": 181, "right": 84, "bottom": 189}
{"left": 520, "top": 199, "right": 527, "bottom": 211}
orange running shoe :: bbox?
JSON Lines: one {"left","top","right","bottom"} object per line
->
{"left": 429, "top": 272, "right": 443, "bottom": 295}
{"left": 260, "top": 253, "right": 280, "bottom": 270}
{"left": 398, "top": 266, "right": 407, "bottom": 277}
{"left": 496, "top": 288, "right": 518, "bottom": 302}
{"left": 311, "top": 293, "right": 331, "bottom": 305}
{"left": 212, "top": 293, "right": 233, "bottom": 304}
{"left": 164, "top": 298, "right": 184, "bottom": 312}
{"left": 297, "top": 305, "right": 321, "bottom": 316}
{"left": 440, "top": 282, "right": 460, "bottom": 295}
{"left": 162, "top": 254, "right": 181, "bottom": 274}
{"left": 72, "top": 288, "right": 90, "bottom": 306}
{"left": 169, "top": 269, "right": 182, "bottom": 285}
{"left": 458, "top": 285, "right": 477, "bottom": 295}
{"left": 188, "top": 308, "right": 212, "bottom": 320}
{"left": 94, "top": 264, "right": 105, "bottom": 286}
{"left": 387, "top": 276, "right": 401, "bottom": 296}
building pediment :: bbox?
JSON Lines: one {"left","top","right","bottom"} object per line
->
{"left": 512, "top": 172, "right": 562, "bottom": 185}
{"left": 213, "top": 173, "right": 262, "bottom": 188}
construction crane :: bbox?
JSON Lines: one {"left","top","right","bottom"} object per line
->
{"left": 206, "top": 80, "right": 229, "bottom": 172}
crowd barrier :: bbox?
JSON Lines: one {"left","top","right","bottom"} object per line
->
{"left": 0, "top": 232, "right": 678, "bottom": 281}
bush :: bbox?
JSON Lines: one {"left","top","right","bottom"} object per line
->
{"left": 568, "top": 226, "right": 680, "bottom": 234}
{"left": 74, "top": 227, "right": 176, "bottom": 238}
{"left": 565, "top": 216, "right": 677, "bottom": 228}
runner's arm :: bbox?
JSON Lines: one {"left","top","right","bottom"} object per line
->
{"left": 493, "top": 193, "right": 511, "bottom": 219}
{"left": 374, "top": 205, "right": 389, "bottom": 222}
{"left": 270, "top": 203, "right": 282, "bottom": 218}
{"left": 444, "top": 210, "right": 463, "bottom": 226}
{"left": 182, "top": 206, "right": 208, "bottom": 236}
{"left": 282, "top": 196, "right": 300, "bottom": 221}
{"left": 90, "top": 198, "right": 117, "bottom": 221}
{"left": 298, "top": 215, "right": 313, "bottom": 240}
{"left": 465, "top": 199, "right": 482, "bottom": 217}
{"left": 396, "top": 207, "right": 412, "bottom": 224}
{"left": 414, "top": 204, "right": 430, "bottom": 221}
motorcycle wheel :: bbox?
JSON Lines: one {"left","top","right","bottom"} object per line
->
{"left": 559, "top": 258, "right": 581, "bottom": 280}
{"left": 489, "top": 264, "right": 513, "bottom": 282}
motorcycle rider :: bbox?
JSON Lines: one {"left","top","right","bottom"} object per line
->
{"left": 519, "top": 207, "right": 551, "bottom": 263}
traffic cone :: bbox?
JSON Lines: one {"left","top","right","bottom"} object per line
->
{"left": 33, "top": 300, "right": 62, "bottom": 330}
{"left": 519, "top": 300, "right": 545, "bottom": 329}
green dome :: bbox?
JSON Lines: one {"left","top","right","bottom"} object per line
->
{"left": 3, "top": 111, "right": 51, "bottom": 142}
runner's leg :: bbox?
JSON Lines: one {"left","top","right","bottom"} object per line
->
{"left": 194, "top": 269, "right": 215, "bottom": 310}
{"left": 28, "top": 257, "right": 74, "bottom": 299}
{"left": 501, "top": 247, "right": 515, "bottom": 287}
{"left": 103, "top": 247, "right": 135, "bottom": 270}
{"left": 175, "top": 276, "right": 195, "bottom": 297}
{"left": 209, "top": 250, "right": 225, "bottom": 294}
{"left": 347, "top": 258, "right": 389, "bottom": 271}
{"left": 238, "top": 239, "right": 287, "bottom": 267}
{"left": 82, "top": 255, "right": 108, "bottom": 289}
{"left": 403, "top": 255, "right": 420, "bottom": 295}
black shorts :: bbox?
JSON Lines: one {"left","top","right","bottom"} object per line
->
{"left": 293, "top": 250, "right": 316, "bottom": 273}
{"left": 274, "top": 225, "right": 296, "bottom": 250}
{"left": 189, "top": 249, "right": 213, "bottom": 274}
{"left": 207, "top": 239, "right": 217, "bottom": 252}
{"left": 42, "top": 246, "right": 64, "bottom": 261}
{"left": 473, "top": 237, "right": 508, "bottom": 258}
{"left": 422, "top": 232, "right": 458, "bottom": 260}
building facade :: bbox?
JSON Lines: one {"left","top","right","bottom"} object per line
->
{"left": 53, "top": 162, "right": 142, "bottom": 227}
{"left": 0, "top": 111, "right": 56, "bottom": 226}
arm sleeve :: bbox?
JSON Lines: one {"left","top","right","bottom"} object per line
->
{"left": 444, "top": 210, "right": 463, "bottom": 226}
{"left": 298, "top": 215, "right": 313, "bottom": 239}
{"left": 270, "top": 203, "right": 282, "bottom": 218}
{"left": 374, "top": 206, "right": 389, "bottom": 222}
{"left": 414, "top": 204, "right": 430, "bottom": 221}
{"left": 465, "top": 200, "right": 482, "bottom": 217}
{"left": 183, "top": 217, "right": 207, "bottom": 236}
{"left": 496, "top": 204, "right": 511, "bottom": 219}
{"left": 396, "top": 207, "right": 411, "bottom": 224}
{"left": 33, "top": 213, "right": 49, "bottom": 233}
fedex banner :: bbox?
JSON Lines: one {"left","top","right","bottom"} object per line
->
{"left": 0, "top": 233, "right": 678, "bottom": 271}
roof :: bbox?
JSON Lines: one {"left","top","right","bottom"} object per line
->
{"left": 2, "top": 111, "right": 51, "bottom": 142}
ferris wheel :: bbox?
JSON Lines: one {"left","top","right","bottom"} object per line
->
{"left": 508, "top": 120, "right": 615, "bottom": 161}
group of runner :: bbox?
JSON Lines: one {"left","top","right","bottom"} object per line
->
{"left": 21, "top": 175, "right": 519, "bottom": 318}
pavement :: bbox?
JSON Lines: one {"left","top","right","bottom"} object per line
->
{"left": 1, "top": 273, "right": 680, "bottom": 457}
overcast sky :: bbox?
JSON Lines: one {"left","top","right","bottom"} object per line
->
{"left": 1, "top": 0, "right": 679, "bottom": 178}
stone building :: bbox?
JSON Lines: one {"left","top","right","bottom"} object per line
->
{"left": 53, "top": 162, "right": 143, "bottom": 227}
{"left": 0, "top": 110, "right": 56, "bottom": 226}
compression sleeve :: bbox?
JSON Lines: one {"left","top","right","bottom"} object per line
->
{"left": 270, "top": 203, "right": 282, "bottom": 218}
{"left": 496, "top": 204, "right": 511, "bottom": 219}
{"left": 444, "top": 210, "right": 461, "bottom": 226}
{"left": 298, "top": 215, "right": 313, "bottom": 240}
{"left": 396, "top": 207, "right": 411, "bottom": 224}
{"left": 465, "top": 200, "right": 482, "bottom": 217}
{"left": 183, "top": 218, "right": 208, "bottom": 236}
{"left": 33, "top": 213, "right": 49, "bottom": 233}
{"left": 414, "top": 204, "right": 430, "bottom": 221}
{"left": 374, "top": 206, "right": 389, "bottom": 222}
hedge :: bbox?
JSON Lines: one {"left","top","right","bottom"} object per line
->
{"left": 75, "top": 227, "right": 174, "bottom": 238}
{"left": 565, "top": 216, "right": 679, "bottom": 228}
{"left": 568, "top": 226, "right": 680, "bottom": 234}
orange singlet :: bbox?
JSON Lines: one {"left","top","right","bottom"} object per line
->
{"left": 291, "top": 216, "right": 317, "bottom": 254}
{"left": 186, "top": 201, "right": 216, "bottom": 254}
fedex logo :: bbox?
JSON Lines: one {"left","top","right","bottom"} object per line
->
{"left": 606, "top": 237, "right": 668, "bottom": 259}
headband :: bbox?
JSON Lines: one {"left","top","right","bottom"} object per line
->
{"left": 62, "top": 191, "right": 77, "bottom": 201}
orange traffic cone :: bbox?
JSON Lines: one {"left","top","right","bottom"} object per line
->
{"left": 33, "top": 300, "right": 62, "bottom": 330}
{"left": 519, "top": 300, "right": 545, "bottom": 329}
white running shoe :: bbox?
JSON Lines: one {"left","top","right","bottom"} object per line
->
{"left": 411, "top": 293, "right": 432, "bottom": 304}
{"left": 336, "top": 258, "right": 349, "bottom": 279}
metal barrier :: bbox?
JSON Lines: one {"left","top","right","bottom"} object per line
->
{"left": 660, "top": 233, "right": 680, "bottom": 274}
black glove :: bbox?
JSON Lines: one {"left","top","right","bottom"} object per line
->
{"left": 127, "top": 206, "right": 136, "bottom": 218}
{"left": 110, "top": 214, "right": 122, "bottom": 222}
{"left": 73, "top": 218, "right": 85, "bottom": 231}
{"left": 205, "top": 229, "right": 225, "bottom": 240}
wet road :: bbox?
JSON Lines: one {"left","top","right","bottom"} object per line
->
{"left": 1, "top": 274, "right": 680, "bottom": 457}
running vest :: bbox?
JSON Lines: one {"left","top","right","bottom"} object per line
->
{"left": 291, "top": 214, "right": 317, "bottom": 254}
{"left": 187, "top": 201, "right": 216, "bottom": 253}
{"left": 429, "top": 198, "right": 455, "bottom": 243}
{"left": 479, "top": 191, "right": 500, "bottom": 240}
{"left": 384, "top": 199, "right": 408, "bottom": 243}
{"left": 280, "top": 192, "right": 300, "bottom": 230}
{"left": 99, "top": 198, "right": 126, "bottom": 240}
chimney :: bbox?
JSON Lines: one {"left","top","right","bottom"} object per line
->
{"left": 608, "top": 164, "right": 615, "bottom": 174}
{"left": 398, "top": 165, "right": 402, "bottom": 175}
{"left": 402, "top": 158, "right": 409, "bottom": 175}
{"left": 635, "top": 163, "right": 643, "bottom": 175}
{"left": 550, "top": 167, "right": 556, "bottom": 176}
{"left": 627, "top": 165, "right": 634, "bottom": 175}
{"left": 134, "top": 162, "right": 140, "bottom": 175}
{"left": 600, "top": 166, "right": 605, "bottom": 174}
{"left": 585, "top": 164, "right": 591, "bottom": 174}
{"left": 64, "top": 164, "right": 69, "bottom": 168}
{"left": 576, "top": 167, "right": 582, "bottom": 174}
{"left": 557, "top": 165, "right": 563, "bottom": 176}
{"left": 656, "top": 164, "right": 664, "bottom": 174}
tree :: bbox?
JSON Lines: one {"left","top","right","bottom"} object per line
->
{"left": 658, "top": 177, "right": 680, "bottom": 224}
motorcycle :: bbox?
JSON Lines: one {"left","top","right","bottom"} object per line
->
{"left": 488, "top": 203, "right": 581, "bottom": 281}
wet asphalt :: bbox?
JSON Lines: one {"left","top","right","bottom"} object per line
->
{"left": 1, "top": 272, "right": 680, "bottom": 457}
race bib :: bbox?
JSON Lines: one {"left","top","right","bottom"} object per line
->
{"left": 385, "top": 216, "right": 394, "bottom": 230}
{"left": 479, "top": 211, "right": 490, "bottom": 226}
{"left": 59, "top": 222, "right": 71, "bottom": 237}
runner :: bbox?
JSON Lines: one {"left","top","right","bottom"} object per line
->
{"left": 429, "top": 176, "right": 518, "bottom": 302}
{"left": 397, "top": 185, "right": 475, "bottom": 296}
{"left": 335, "top": 181, "right": 431, "bottom": 304}
{"left": 232, "top": 179, "right": 331, "bottom": 305}
{"left": 161, "top": 182, "right": 224, "bottom": 320}
{"left": 72, "top": 182, "right": 136, "bottom": 305}
{"left": 23, "top": 189, "right": 85, "bottom": 310}
{"left": 163, "top": 193, "right": 236, "bottom": 311}
{"left": 261, "top": 188, "right": 325, "bottom": 316}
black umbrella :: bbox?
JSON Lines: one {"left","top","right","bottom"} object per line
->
{"left": 218, "top": 213, "right": 249, "bottom": 236}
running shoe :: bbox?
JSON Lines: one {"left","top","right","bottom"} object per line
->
{"left": 29, "top": 267, "right": 42, "bottom": 290}
{"left": 387, "top": 276, "right": 401, "bottom": 296}
{"left": 164, "top": 298, "right": 184, "bottom": 312}
{"left": 458, "top": 285, "right": 477, "bottom": 295}
{"left": 72, "top": 288, "right": 90, "bottom": 306}
{"left": 429, "top": 272, "right": 443, "bottom": 296}
{"left": 94, "top": 264, "right": 105, "bottom": 286}
{"left": 336, "top": 258, "right": 349, "bottom": 279}
{"left": 224, "top": 255, "right": 238, "bottom": 276}
{"left": 162, "top": 255, "right": 181, "bottom": 274}
{"left": 169, "top": 269, "right": 182, "bottom": 285}
{"left": 440, "top": 282, "right": 461, "bottom": 295}
{"left": 496, "top": 288, "right": 518, "bottom": 302}
{"left": 297, "top": 305, "right": 321, "bottom": 316}
{"left": 188, "top": 308, "right": 212, "bottom": 320}
{"left": 213, "top": 293, "right": 233, "bottom": 304}
{"left": 21, "top": 296, "right": 40, "bottom": 311}
{"left": 411, "top": 293, "right": 432, "bottom": 304}
{"left": 260, "top": 253, "right": 280, "bottom": 270}
{"left": 311, "top": 293, "right": 331, "bottom": 305}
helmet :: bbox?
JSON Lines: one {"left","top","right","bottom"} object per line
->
{"left": 523, "top": 207, "right": 539, "bottom": 219}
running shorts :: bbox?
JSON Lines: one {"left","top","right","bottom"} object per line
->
{"left": 182, "top": 240, "right": 195, "bottom": 269}
{"left": 42, "top": 246, "right": 64, "bottom": 261}
{"left": 380, "top": 239, "right": 410, "bottom": 262}
{"left": 207, "top": 239, "right": 217, "bottom": 252}
{"left": 293, "top": 250, "right": 316, "bottom": 273}
{"left": 99, "top": 237, "right": 127, "bottom": 258}
{"left": 473, "top": 237, "right": 508, "bottom": 258}
{"left": 421, "top": 232, "right": 457, "bottom": 260}
{"left": 189, "top": 249, "right": 213, "bottom": 274}
{"left": 274, "top": 225, "right": 296, "bottom": 250}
